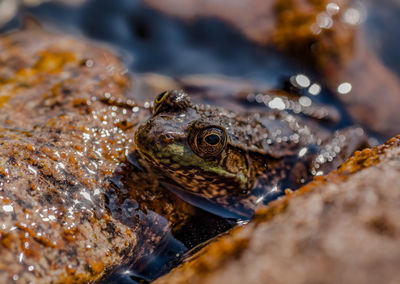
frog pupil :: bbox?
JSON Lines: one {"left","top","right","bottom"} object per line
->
{"left": 205, "top": 134, "right": 220, "bottom": 145}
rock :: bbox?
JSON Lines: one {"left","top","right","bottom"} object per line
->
{"left": 155, "top": 136, "right": 400, "bottom": 284}
{"left": 0, "top": 27, "right": 196, "bottom": 283}
{"left": 0, "top": 26, "right": 138, "bottom": 283}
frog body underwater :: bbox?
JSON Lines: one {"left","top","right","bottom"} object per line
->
{"left": 135, "top": 90, "right": 367, "bottom": 219}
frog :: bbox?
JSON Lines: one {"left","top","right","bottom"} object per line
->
{"left": 135, "top": 90, "right": 368, "bottom": 219}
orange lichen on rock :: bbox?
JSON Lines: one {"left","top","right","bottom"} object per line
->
{"left": 272, "top": 0, "right": 355, "bottom": 72}
{"left": 0, "top": 48, "right": 76, "bottom": 107}
{"left": 87, "top": 259, "right": 105, "bottom": 274}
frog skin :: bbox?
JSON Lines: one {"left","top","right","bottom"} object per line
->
{"left": 135, "top": 90, "right": 368, "bottom": 219}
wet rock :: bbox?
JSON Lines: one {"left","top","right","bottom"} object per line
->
{"left": 0, "top": 26, "right": 139, "bottom": 283}
{"left": 155, "top": 136, "right": 400, "bottom": 284}
{"left": 0, "top": 26, "right": 195, "bottom": 283}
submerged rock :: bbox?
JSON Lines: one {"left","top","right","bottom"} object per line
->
{"left": 155, "top": 136, "right": 400, "bottom": 284}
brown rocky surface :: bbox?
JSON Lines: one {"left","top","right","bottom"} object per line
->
{"left": 0, "top": 26, "right": 198, "bottom": 283}
{"left": 143, "top": 0, "right": 400, "bottom": 138}
{"left": 155, "top": 136, "right": 400, "bottom": 284}
{"left": 0, "top": 26, "right": 138, "bottom": 283}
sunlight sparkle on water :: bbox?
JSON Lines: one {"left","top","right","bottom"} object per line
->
{"left": 2, "top": 204, "right": 13, "bottom": 212}
{"left": 268, "top": 97, "right": 285, "bottom": 110}
{"left": 337, "top": 82, "right": 352, "bottom": 94}
{"left": 295, "top": 74, "right": 311, "bottom": 88}
{"left": 317, "top": 12, "right": 333, "bottom": 29}
{"left": 326, "top": 3, "right": 340, "bottom": 16}
{"left": 291, "top": 74, "right": 311, "bottom": 89}
{"left": 299, "top": 96, "right": 312, "bottom": 107}
{"left": 343, "top": 8, "right": 363, "bottom": 26}
{"left": 308, "top": 83, "right": 321, "bottom": 96}
{"left": 298, "top": 147, "right": 308, "bottom": 157}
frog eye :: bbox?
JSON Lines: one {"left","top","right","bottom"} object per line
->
{"left": 153, "top": 91, "right": 169, "bottom": 115}
{"left": 190, "top": 127, "right": 227, "bottom": 158}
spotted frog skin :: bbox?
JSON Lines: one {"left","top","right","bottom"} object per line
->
{"left": 135, "top": 90, "right": 368, "bottom": 219}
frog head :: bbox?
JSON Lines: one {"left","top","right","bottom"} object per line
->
{"left": 135, "top": 90, "right": 257, "bottom": 201}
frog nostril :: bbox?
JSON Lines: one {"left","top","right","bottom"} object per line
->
{"left": 159, "top": 133, "right": 175, "bottom": 144}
